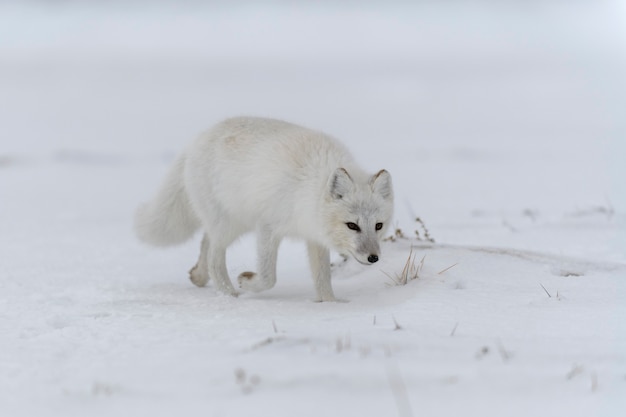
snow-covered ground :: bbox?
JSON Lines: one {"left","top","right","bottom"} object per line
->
{"left": 1, "top": 1, "right": 625, "bottom": 416}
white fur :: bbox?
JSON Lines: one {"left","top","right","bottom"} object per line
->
{"left": 134, "top": 117, "right": 394, "bottom": 301}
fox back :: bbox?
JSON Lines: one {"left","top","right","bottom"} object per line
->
{"left": 183, "top": 117, "right": 394, "bottom": 257}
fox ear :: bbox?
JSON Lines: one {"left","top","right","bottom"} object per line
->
{"left": 370, "top": 169, "right": 393, "bottom": 200}
{"left": 329, "top": 168, "right": 354, "bottom": 199}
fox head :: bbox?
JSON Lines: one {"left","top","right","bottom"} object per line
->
{"left": 322, "top": 167, "right": 394, "bottom": 265}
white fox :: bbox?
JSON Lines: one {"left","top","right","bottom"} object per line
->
{"left": 134, "top": 117, "right": 394, "bottom": 301}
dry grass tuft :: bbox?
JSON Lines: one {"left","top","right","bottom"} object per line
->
{"left": 383, "top": 225, "right": 407, "bottom": 242}
{"left": 539, "top": 283, "right": 562, "bottom": 300}
{"left": 414, "top": 217, "right": 435, "bottom": 243}
{"left": 384, "top": 247, "right": 425, "bottom": 286}
{"left": 384, "top": 217, "right": 436, "bottom": 243}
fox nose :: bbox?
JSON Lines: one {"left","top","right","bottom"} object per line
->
{"left": 368, "top": 254, "right": 379, "bottom": 264}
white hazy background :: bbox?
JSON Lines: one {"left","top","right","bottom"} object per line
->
{"left": 2, "top": 0, "right": 626, "bottom": 219}
{"left": 1, "top": 1, "right": 626, "bottom": 416}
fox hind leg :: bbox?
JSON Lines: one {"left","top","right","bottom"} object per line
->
{"left": 238, "top": 224, "right": 280, "bottom": 293}
{"left": 190, "top": 231, "right": 238, "bottom": 296}
{"left": 207, "top": 242, "right": 238, "bottom": 297}
{"left": 189, "top": 233, "right": 210, "bottom": 287}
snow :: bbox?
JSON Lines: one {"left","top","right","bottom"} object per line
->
{"left": 1, "top": 1, "right": 625, "bottom": 416}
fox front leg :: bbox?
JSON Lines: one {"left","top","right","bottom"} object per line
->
{"left": 307, "top": 242, "right": 336, "bottom": 302}
{"left": 237, "top": 224, "right": 280, "bottom": 293}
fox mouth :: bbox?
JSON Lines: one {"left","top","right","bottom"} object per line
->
{"left": 347, "top": 251, "right": 375, "bottom": 266}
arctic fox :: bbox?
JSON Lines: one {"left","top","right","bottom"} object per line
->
{"left": 134, "top": 117, "right": 394, "bottom": 301}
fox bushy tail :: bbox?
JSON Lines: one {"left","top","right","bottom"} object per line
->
{"left": 134, "top": 155, "right": 200, "bottom": 246}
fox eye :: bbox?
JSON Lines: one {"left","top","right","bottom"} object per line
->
{"left": 346, "top": 222, "right": 361, "bottom": 232}
{"left": 375, "top": 223, "right": 383, "bottom": 231}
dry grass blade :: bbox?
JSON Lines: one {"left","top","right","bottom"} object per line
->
{"left": 591, "top": 372, "right": 598, "bottom": 393}
{"left": 566, "top": 364, "right": 584, "bottom": 380}
{"left": 250, "top": 336, "right": 286, "bottom": 350}
{"left": 539, "top": 283, "right": 552, "bottom": 298}
{"left": 496, "top": 339, "right": 512, "bottom": 362}
{"left": 386, "top": 361, "right": 414, "bottom": 417}
{"left": 400, "top": 250, "right": 415, "bottom": 284}
{"left": 450, "top": 322, "right": 459, "bottom": 337}
{"left": 392, "top": 315, "right": 403, "bottom": 331}
{"left": 418, "top": 255, "right": 426, "bottom": 275}
{"left": 437, "top": 263, "right": 458, "bottom": 275}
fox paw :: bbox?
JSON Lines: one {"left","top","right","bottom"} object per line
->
{"left": 189, "top": 264, "right": 209, "bottom": 287}
{"left": 238, "top": 271, "right": 271, "bottom": 293}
